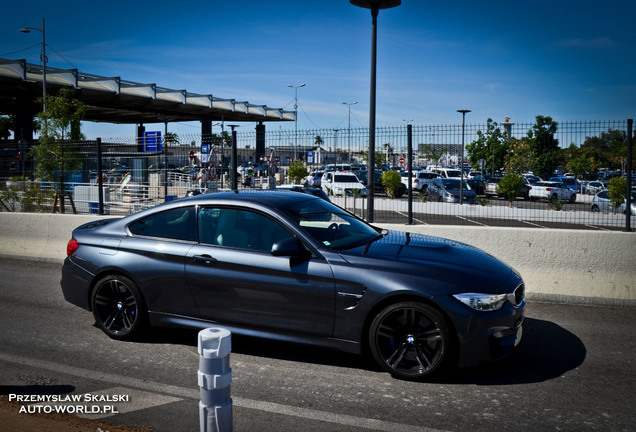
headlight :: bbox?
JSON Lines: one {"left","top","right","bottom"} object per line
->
{"left": 453, "top": 293, "right": 507, "bottom": 311}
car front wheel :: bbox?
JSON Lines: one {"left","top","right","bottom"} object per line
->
{"left": 91, "top": 274, "right": 147, "bottom": 340}
{"left": 369, "top": 302, "right": 450, "bottom": 380}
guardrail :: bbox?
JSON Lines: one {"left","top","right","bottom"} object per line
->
{"left": 0, "top": 212, "right": 633, "bottom": 307}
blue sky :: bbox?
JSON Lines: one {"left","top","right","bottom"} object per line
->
{"left": 2, "top": 0, "right": 634, "bottom": 139}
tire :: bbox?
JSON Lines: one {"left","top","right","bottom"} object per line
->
{"left": 368, "top": 302, "right": 451, "bottom": 380}
{"left": 591, "top": 205, "right": 599, "bottom": 212}
{"left": 569, "top": 194, "right": 576, "bottom": 203}
{"left": 91, "top": 274, "right": 147, "bottom": 340}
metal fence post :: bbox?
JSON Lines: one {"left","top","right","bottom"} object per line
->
{"left": 198, "top": 327, "right": 232, "bottom": 432}
{"left": 625, "top": 119, "right": 633, "bottom": 232}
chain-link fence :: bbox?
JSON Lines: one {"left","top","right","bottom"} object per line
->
{"left": 1, "top": 120, "right": 633, "bottom": 230}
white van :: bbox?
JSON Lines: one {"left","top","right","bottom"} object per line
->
{"left": 431, "top": 167, "right": 462, "bottom": 179}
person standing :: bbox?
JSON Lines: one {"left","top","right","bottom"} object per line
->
{"left": 197, "top": 168, "right": 208, "bottom": 193}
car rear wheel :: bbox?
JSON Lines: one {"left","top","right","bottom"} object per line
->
{"left": 91, "top": 274, "right": 147, "bottom": 340}
{"left": 369, "top": 302, "right": 450, "bottom": 380}
{"left": 591, "top": 204, "right": 600, "bottom": 212}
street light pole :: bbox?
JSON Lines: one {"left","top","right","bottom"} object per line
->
{"left": 350, "top": 0, "right": 401, "bottom": 223}
{"left": 457, "top": 109, "right": 471, "bottom": 205}
{"left": 342, "top": 101, "right": 357, "bottom": 163}
{"left": 288, "top": 83, "right": 305, "bottom": 161}
{"left": 20, "top": 17, "right": 46, "bottom": 112}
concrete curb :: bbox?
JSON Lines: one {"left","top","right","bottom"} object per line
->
{"left": 1, "top": 213, "right": 634, "bottom": 307}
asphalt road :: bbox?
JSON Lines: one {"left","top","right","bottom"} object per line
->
{"left": 0, "top": 258, "right": 634, "bottom": 432}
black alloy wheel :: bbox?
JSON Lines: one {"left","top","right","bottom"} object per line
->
{"left": 91, "top": 275, "right": 146, "bottom": 340}
{"left": 369, "top": 302, "right": 450, "bottom": 380}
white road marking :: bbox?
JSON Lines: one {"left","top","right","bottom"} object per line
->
{"left": 1, "top": 352, "right": 449, "bottom": 432}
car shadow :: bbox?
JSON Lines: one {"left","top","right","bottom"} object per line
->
{"left": 436, "top": 317, "right": 587, "bottom": 385}
{"left": 136, "top": 317, "right": 585, "bottom": 385}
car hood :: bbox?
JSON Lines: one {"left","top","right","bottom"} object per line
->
{"left": 338, "top": 230, "right": 514, "bottom": 288}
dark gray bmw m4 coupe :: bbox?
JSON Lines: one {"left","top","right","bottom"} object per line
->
{"left": 61, "top": 190, "right": 525, "bottom": 380}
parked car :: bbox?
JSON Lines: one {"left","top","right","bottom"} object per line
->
{"left": 400, "top": 170, "right": 440, "bottom": 192}
{"left": 484, "top": 177, "right": 502, "bottom": 198}
{"left": 485, "top": 176, "right": 531, "bottom": 199}
{"left": 61, "top": 190, "right": 525, "bottom": 380}
{"left": 276, "top": 185, "right": 330, "bottom": 201}
{"left": 529, "top": 181, "right": 577, "bottom": 202}
{"left": 358, "top": 170, "right": 406, "bottom": 197}
{"left": 590, "top": 190, "right": 636, "bottom": 214}
{"left": 430, "top": 167, "right": 462, "bottom": 179}
{"left": 549, "top": 176, "right": 582, "bottom": 192}
{"left": 321, "top": 171, "right": 367, "bottom": 197}
{"left": 466, "top": 178, "right": 486, "bottom": 195}
{"left": 305, "top": 171, "right": 323, "bottom": 187}
{"left": 522, "top": 174, "right": 542, "bottom": 186}
{"left": 586, "top": 180, "right": 607, "bottom": 195}
{"left": 428, "top": 178, "right": 477, "bottom": 204}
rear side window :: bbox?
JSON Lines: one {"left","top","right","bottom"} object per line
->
{"left": 129, "top": 207, "right": 196, "bottom": 241}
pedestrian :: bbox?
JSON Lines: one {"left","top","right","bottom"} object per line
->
{"left": 197, "top": 168, "right": 207, "bottom": 193}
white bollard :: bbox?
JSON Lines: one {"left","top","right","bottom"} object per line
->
{"left": 198, "top": 327, "right": 232, "bottom": 432}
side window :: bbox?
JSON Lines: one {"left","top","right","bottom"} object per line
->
{"left": 199, "top": 207, "right": 293, "bottom": 252}
{"left": 129, "top": 207, "right": 196, "bottom": 241}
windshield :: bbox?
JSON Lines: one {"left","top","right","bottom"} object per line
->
{"left": 282, "top": 198, "right": 381, "bottom": 250}
{"left": 442, "top": 179, "right": 473, "bottom": 191}
{"left": 334, "top": 174, "right": 359, "bottom": 183}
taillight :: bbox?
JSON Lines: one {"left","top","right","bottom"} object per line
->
{"left": 67, "top": 239, "right": 79, "bottom": 256}
{"left": 546, "top": 188, "right": 552, "bottom": 191}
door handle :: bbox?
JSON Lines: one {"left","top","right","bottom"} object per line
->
{"left": 193, "top": 254, "right": 217, "bottom": 265}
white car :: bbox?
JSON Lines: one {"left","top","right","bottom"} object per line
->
{"left": 400, "top": 170, "right": 440, "bottom": 192}
{"left": 321, "top": 172, "right": 367, "bottom": 197}
{"left": 529, "top": 181, "right": 576, "bottom": 202}
{"left": 586, "top": 181, "right": 607, "bottom": 195}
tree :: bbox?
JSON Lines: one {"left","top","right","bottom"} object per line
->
{"left": 381, "top": 170, "right": 402, "bottom": 198}
{"left": 527, "top": 115, "right": 562, "bottom": 179}
{"left": 608, "top": 177, "right": 627, "bottom": 214}
{"left": 466, "top": 118, "right": 508, "bottom": 175}
{"left": 288, "top": 161, "right": 308, "bottom": 184}
{"left": 419, "top": 144, "right": 447, "bottom": 167}
{"left": 211, "top": 131, "right": 232, "bottom": 148}
{"left": 314, "top": 135, "right": 323, "bottom": 146}
{"left": 30, "top": 88, "right": 86, "bottom": 194}
{"left": 164, "top": 132, "right": 179, "bottom": 146}
{"left": 504, "top": 137, "right": 532, "bottom": 174}
{"left": 497, "top": 173, "right": 525, "bottom": 207}
{"left": 0, "top": 115, "right": 14, "bottom": 140}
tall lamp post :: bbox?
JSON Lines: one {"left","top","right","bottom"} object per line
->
{"left": 20, "top": 18, "right": 47, "bottom": 112}
{"left": 350, "top": 0, "right": 401, "bottom": 223}
{"left": 457, "top": 109, "right": 471, "bottom": 205}
{"left": 342, "top": 101, "right": 357, "bottom": 163}
{"left": 288, "top": 83, "right": 305, "bottom": 161}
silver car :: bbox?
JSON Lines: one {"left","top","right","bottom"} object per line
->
{"left": 591, "top": 190, "right": 636, "bottom": 214}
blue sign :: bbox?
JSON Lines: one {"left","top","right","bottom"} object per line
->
{"left": 144, "top": 131, "right": 162, "bottom": 152}
{"left": 201, "top": 144, "right": 210, "bottom": 154}
{"left": 307, "top": 150, "right": 314, "bottom": 163}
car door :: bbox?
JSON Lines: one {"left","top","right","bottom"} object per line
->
{"left": 185, "top": 206, "right": 336, "bottom": 336}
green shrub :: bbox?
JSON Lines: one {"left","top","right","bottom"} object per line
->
{"left": 381, "top": 170, "right": 402, "bottom": 199}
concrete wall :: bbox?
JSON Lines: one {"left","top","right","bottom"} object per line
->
{"left": 1, "top": 213, "right": 634, "bottom": 306}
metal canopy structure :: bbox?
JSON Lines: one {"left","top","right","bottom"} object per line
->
{"left": 0, "top": 58, "right": 295, "bottom": 125}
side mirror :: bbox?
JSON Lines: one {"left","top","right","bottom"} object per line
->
{"left": 271, "top": 237, "right": 311, "bottom": 260}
